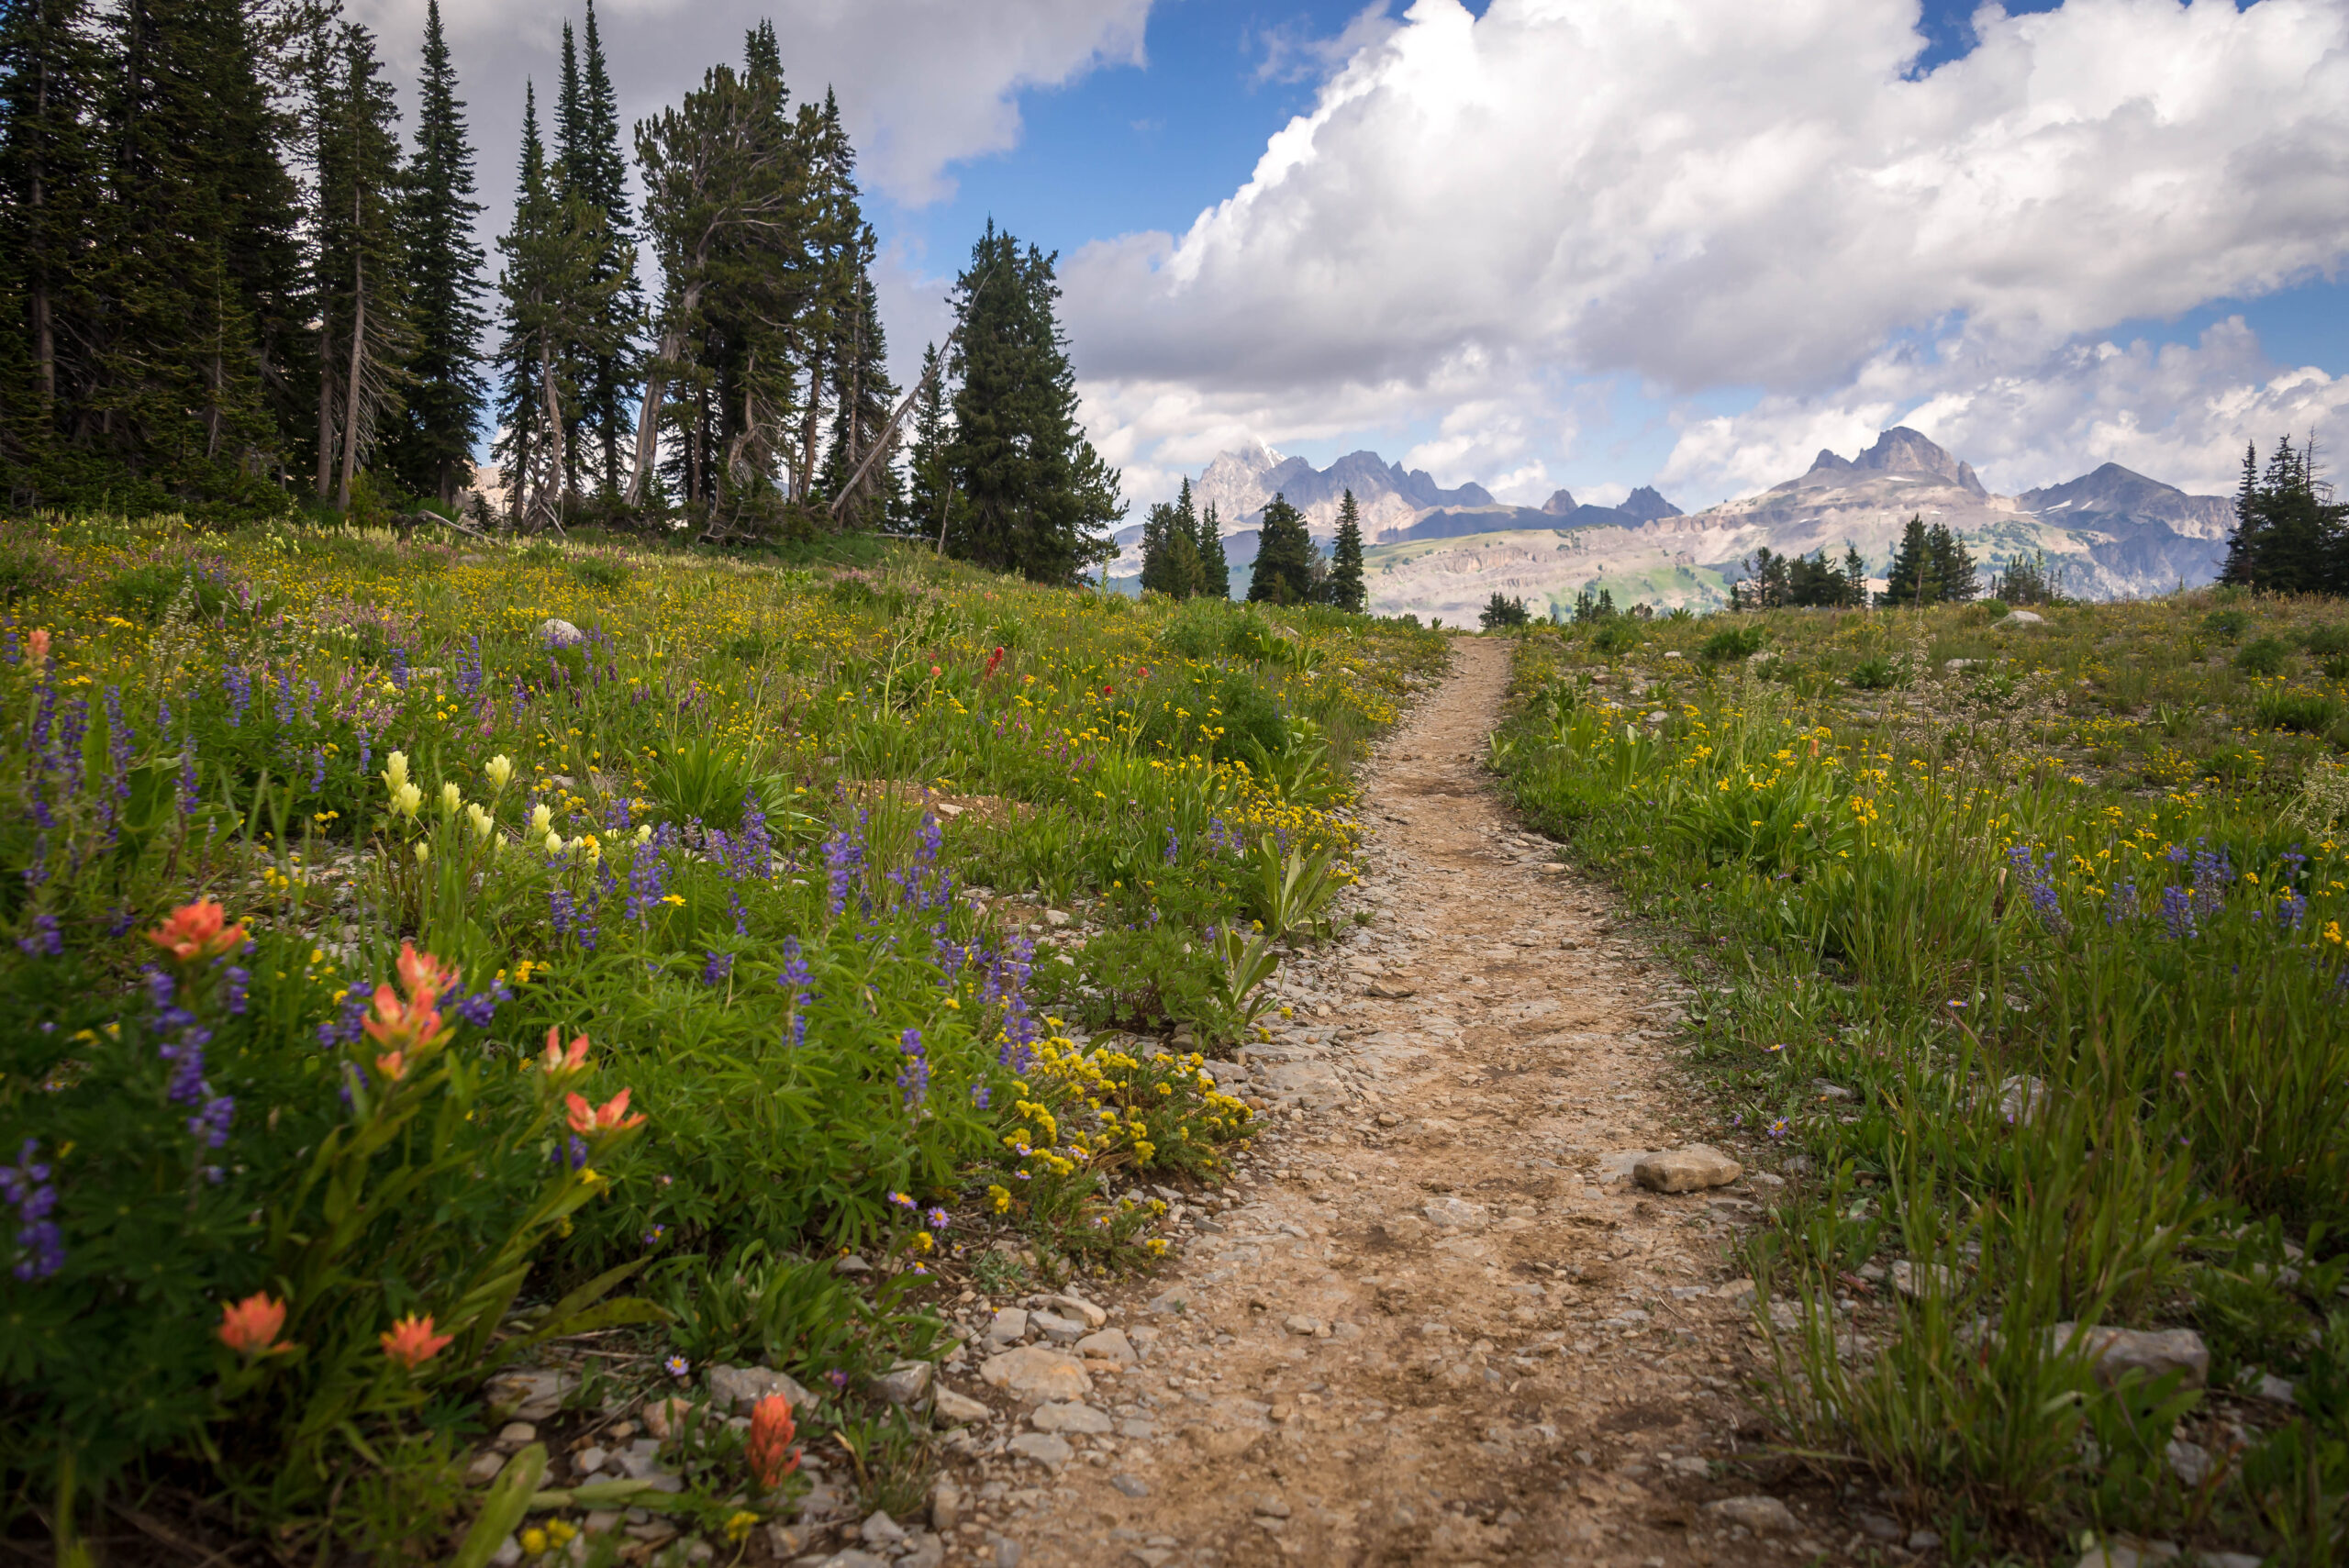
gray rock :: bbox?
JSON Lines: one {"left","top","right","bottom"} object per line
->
{"left": 986, "top": 1307, "right": 1029, "bottom": 1346}
{"left": 1422, "top": 1196, "right": 1486, "bottom": 1230}
{"left": 1283, "top": 1314, "right": 1328, "bottom": 1337}
{"left": 1112, "top": 1473, "right": 1152, "bottom": 1498}
{"left": 706, "top": 1362, "right": 815, "bottom": 1414}
{"left": 932, "top": 1386, "right": 990, "bottom": 1425}
{"left": 1998, "top": 1074, "right": 2050, "bottom": 1124}
{"left": 861, "top": 1511, "right": 907, "bottom": 1546}
{"left": 2166, "top": 1438, "right": 2211, "bottom": 1487}
{"left": 2254, "top": 1371, "right": 2298, "bottom": 1406}
{"left": 1635, "top": 1145, "right": 1742, "bottom": 1194}
{"left": 489, "top": 1534, "right": 523, "bottom": 1567}
{"left": 2052, "top": 1325, "right": 2209, "bottom": 1389}
{"left": 1030, "top": 1309, "right": 1086, "bottom": 1346}
{"left": 1377, "top": 1213, "right": 1431, "bottom": 1245}
{"left": 466, "top": 1451, "right": 508, "bottom": 1485}
{"left": 1909, "top": 1529, "right": 1943, "bottom": 1551}
{"left": 876, "top": 1360, "right": 933, "bottom": 1405}
{"left": 1705, "top": 1496, "right": 1798, "bottom": 1533}
{"left": 484, "top": 1368, "right": 578, "bottom": 1422}
{"left": 538, "top": 617, "right": 584, "bottom": 647}
{"left": 816, "top": 1552, "right": 891, "bottom": 1568}
{"left": 980, "top": 1346, "right": 1093, "bottom": 1403}
{"left": 901, "top": 1533, "right": 945, "bottom": 1568}
{"left": 1890, "top": 1260, "right": 1956, "bottom": 1298}
{"left": 1031, "top": 1401, "right": 1113, "bottom": 1435}
{"left": 2003, "top": 610, "right": 2045, "bottom": 627}
{"left": 929, "top": 1478, "right": 963, "bottom": 1531}
{"left": 1007, "top": 1431, "right": 1074, "bottom": 1468}
{"left": 1074, "top": 1328, "right": 1138, "bottom": 1363}
{"left": 1042, "top": 1293, "right": 1108, "bottom": 1329}
{"left": 575, "top": 1445, "right": 609, "bottom": 1476}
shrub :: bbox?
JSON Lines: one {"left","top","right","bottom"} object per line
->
{"left": 1698, "top": 625, "right": 1767, "bottom": 663}
{"left": 2253, "top": 690, "right": 2343, "bottom": 735}
{"left": 2301, "top": 624, "right": 2349, "bottom": 658}
{"left": 108, "top": 561, "right": 230, "bottom": 622}
{"left": 2203, "top": 608, "right": 2252, "bottom": 644}
{"left": 2237, "top": 636, "right": 2291, "bottom": 676}
{"left": 571, "top": 556, "right": 630, "bottom": 591}
{"left": 1978, "top": 597, "right": 2009, "bottom": 619}
{"left": 1848, "top": 656, "right": 1904, "bottom": 691}
{"left": 1590, "top": 619, "right": 1642, "bottom": 655}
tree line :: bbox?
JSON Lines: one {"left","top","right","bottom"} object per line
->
{"left": 0, "top": 0, "right": 1120, "bottom": 581}
{"left": 2221, "top": 436, "right": 2349, "bottom": 595}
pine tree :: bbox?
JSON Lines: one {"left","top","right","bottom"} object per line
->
{"left": 1842, "top": 545, "right": 1867, "bottom": 605}
{"left": 943, "top": 222, "right": 1122, "bottom": 581}
{"left": 1137, "top": 499, "right": 1176, "bottom": 595}
{"left": 489, "top": 83, "right": 546, "bottom": 521}
{"left": 818, "top": 252, "right": 900, "bottom": 525}
{"left": 1927, "top": 523, "right": 1978, "bottom": 602}
{"left": 1876, "top": 515, "right": 1935, "bottom": 608}
{"left": 564, "top": 0, "right": 640, "bottom": 499}
{"left": 1195, "top": 498, "right": 1230, "bottom": 600}
{"left": 1247, "top": 494, "right": 1314, "bottom": 606}
{"left": 310, "top": 22, "right": 413, "bottom": 511}
{"left": 900, "top": 340, "right": 954, "bottom": 541}
{"left": 2222, "top": 436, "right": 2345, "bottom": 594}
{"left": 1327, "top": 488, "right": 1366, "bottom": 611}
{"left": 384, "top": 0, "right": 484, "bottom": 507}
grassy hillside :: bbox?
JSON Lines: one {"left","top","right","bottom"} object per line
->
{"left": 0, "top": 513, "right": 1442, "bottom": 1558}
{"left": 1491, "top": 590, "right": 2349, "bottom": 1560}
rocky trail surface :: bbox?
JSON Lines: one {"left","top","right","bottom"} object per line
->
{"left": 910, "top": 639, "right": 1854, "bottom": 1568}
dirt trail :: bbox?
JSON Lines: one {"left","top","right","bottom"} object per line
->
{"left": 929, "top": 639, "right": 1837, "bottom": 1568}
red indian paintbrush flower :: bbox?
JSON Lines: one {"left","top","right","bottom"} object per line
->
{"left": 147, "top": 900, "right": 248, "bottom": 965}
{"left": 217, "top": 1292, "right": 288, "bottom": 1359}
{"left": 362, "top": 940, "right": 457, "bottom": 1057}
{"left": 395, "top": 940, "right": 457, "bottom": 1003}
{"left": 746, "top": 1393, "right": 801, "bottom": 1489}
{"left": 564, "top": 1088, "right": 646, "bottom": 1137}
{"left": 538, "top": 1026, "right": 591, "bottom": 1077}
{"left": 380, "top": 1312, "right": 454, "bottom": 1369}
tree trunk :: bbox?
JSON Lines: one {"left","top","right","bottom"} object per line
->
{"left": 315, "top": 305, "right": 336, "bottom": 500}
{"left": 538, "top": 330, "right": 565, "bottom": 530}
{"left": 624, "top": 272, "right": 704, "bottom": 506}
{"left": 336, "top": 249, "right": 364, "bottom": 511}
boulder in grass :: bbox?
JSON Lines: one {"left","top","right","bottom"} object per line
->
{"left": 539, "top": 617, "right": 584, "bottom": 647}
{"left": 1634, "top": 1145, "right": 1742, "bottom": 1193}
{"left": 2050, "top": 1324, "right": 2209, "bottom": 1389}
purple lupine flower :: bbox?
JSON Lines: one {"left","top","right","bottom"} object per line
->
{"left": 0, "top": 1139, "right": 63, "bottom": 1282}
{"left": 389, "top": 647, "right": 410, "bottom": 691}
{"left": 2104, "top": 881, "right": 2138, "bottom": 926}
{"left": 357, "top": 728, "right": 371, "bottom": 779}
{"left": 626, "top": 841, "right": 669, "bottom": 925}
{"left": 103, "top": 687, "right": 133, "bottom": 801}
{"left": 822, "top": 822, "right": 866, "bottom": 917}
{"left": 778, "top": 937, "right": 814, "bottom": 1048}
{"left": 225, "top": 666, "right": 253, "bottom": 726}
{"left": 15, "top": 913, "right": 60, "bottom": 957}
{"left": 189, "top": 1092, "right": 235, "bottom": 1149}
{"left": 549, "top": 885, "right": 575, "bottom": 938}
{"left": 177, "top": 737, "right": 198, "bottom": 817}
{"left": 106, "top": 906, "right": 136, "bottom": 938}
{"left": 972, "top": 1083, "right": 992, "bottom": 1109}
{"left": 317, "top": 984, "right": 371, "bottom": 1048}
{"left": 451, "top": 976, "right": 511, "bottom": 1029}
{"left": 310, "top": 748, "right": 327, "bottom": 793}
{"left": 2277, "top": 888, "right": 2309, "bottom": 933}
{"left": 702, "top": 951, "right": 733, "bottom": 986}
{"left": 897, "top": 1027, "right": 930, "bottom": 1108}
{"left": 221, "top": 965, "right": 250, "bottom": 1016}
{"left": 302, "top": 678, "right": 321, "bottom": 725}
{"left": 1164, "top": 828, "right": 1180, "bottom": 866}
{"left": 457, "top": 636, "right": 484, "bottom": 699}
{"left": 2159, "top": 885, "right": 2199, "bottom": 940}
{"left": 273, "top": 668, "right": 296, "bottom": 727}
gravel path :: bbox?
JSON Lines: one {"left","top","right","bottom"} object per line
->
{"left": 924, "top": 639, "right": 1839, "bottom": 1568}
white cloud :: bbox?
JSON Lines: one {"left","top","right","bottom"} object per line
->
{"left": 1063, "top": 0, "right": 2349, "bottom": 506}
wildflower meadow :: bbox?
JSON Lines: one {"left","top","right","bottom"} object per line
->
{"left": 1494, "top": 591, "right": 2349, "bottom": 1562}
{"left": 0, "top": 513, "right": 1440, "bottom": 1562}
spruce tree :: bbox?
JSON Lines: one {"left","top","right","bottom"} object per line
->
{"left": 1195, "top": 498, "right": 1230, "bottom": 599}
{"left": 0, "top": 0, "right": 104, "bottom": 484}
{"left": 900, "top": 340, "right": 954, "bottom": 540}
{"left": 1136, "top": 499, "right": 1175, "bottom": 595}
{"left": 489, "top": 83, "right": 546, "bottom": 521}
{"left": 1842, "top": 545, "right": 1867, "bottom": 605}
{"left": 2222, "top": 436, "right": 2344, "bottom": 594}
{"left": 1327, "top": 487, "right": 1367, "bottom": 611}
{"left": 384, "top": 0, "right": 485, "bottom": 507}
{"left": 311, "top": 22, "right": 413, "bottom": 510}
{"left": 818, "top": 253, "right": 900, "bottom": 525}
{"left": 943, "top": 221, "right": 1122, "bottom": 581}
{"left": 1927, "top": 523, "right": 1978, "bottom": 602}
{"left": 564, "top": 0, "right": 640, "bottom": 499}
{"left": 1247, "top": 494, "right": 1315, "bottom": 606}
{"left": 1876, "top": 515, "right": 1935, "bottom": 608}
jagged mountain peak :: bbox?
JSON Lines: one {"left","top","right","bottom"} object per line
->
{"left": 1617, "top": 484, "right": 1683, "bottom": 523}
{"left": 1541, "top": 488, "right": 1578, "bottom": 515}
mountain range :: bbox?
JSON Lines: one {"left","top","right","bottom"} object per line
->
{"left": 1120, "top": 428, "right": 2233, "bottom": 619}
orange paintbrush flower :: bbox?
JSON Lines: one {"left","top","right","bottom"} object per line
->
{"left": 564, "top": 1088, "right": 647, "bottom": 1137}
{"left": 374, "top": 1050, "right": 407, "bottom": 1082}
{"left": 380, "top": 1312, "right": 454, "bottom": 1369}
{"left": 395, "top": 940, "right": 456, "bottom": 1005}
{"left": 217, "top": 1292, "right": 288, "bottom": 1359}
{"left": 746, "top": 1393, "right": 800, "bottom": 1489}
{"left": 538, "top": 1026, "right": 591, "bottom": 1077}
{"left": 146, "top": 900, "right": 248, "bottom": 965}
{"left": 362, "top": 983, "right": 446, "bottom": 1055}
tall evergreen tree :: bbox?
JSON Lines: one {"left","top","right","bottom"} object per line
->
{"left": 1195, "top": 498, "right": 1230, "bottom": 599}
{"left": 817, "top": 254, "right": 899, "bottom": 524}
{"left": 0, "top": 0, "right": 104, "bottom": 488}
{"left": 2222, "top": 435, "right": 2345, "bottom": 595}
{"left": 1327, "top": 488, "right": 1367, "bottom": 610}
{"left": 1876, "top": 514, "right": 1936, "bottom": 608}
{"left": 1247, "top": 494, "right": 1314, "bottom": 606}
{"left": 942, "top": 221, "right": 1121, "bottom": 582}
{"left": 899, "top": 339, "right": 954, "bottom": 539}
{"left": 384, "top": 0, "right": 484, "bottom": 507}
{"left": 489, "top": 82, "right": 546, "bottom": 521}
{"left": 310, "top": 22, "right": 412, "bottom": 510}
{"left": 1136, "top": 499, "right": 1175, "bottom": 595}
{"left": 1842, "top": 544, "right": 1867, "bottom": 603}
{"left": 560, "top": 0, "right": 640, "bottom": 498}
{"left": 1928, "top": 523, "right": 1978, "bottom": 602}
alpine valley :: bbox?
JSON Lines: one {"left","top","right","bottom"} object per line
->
{"left": 1119, "top": 428, "right": 2235, "bottom": 623}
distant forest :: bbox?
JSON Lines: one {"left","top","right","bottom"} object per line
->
{"left": 0, "top": 0, "right": 1122, "bottom": 577}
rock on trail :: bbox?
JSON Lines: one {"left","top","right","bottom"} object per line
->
{"left": 935, "top": 639, "right": 1830, "bottom": 1566}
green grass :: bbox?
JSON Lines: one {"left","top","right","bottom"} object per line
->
{"left": 1490, "top": 589, "right": 2349, "bottom": 1561}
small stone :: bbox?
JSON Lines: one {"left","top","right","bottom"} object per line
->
{"left": 489, "top": 1534, "right": 523, "bottom": 1567}
{"left": 1634, "top": 1145, "right": 1742, "bottom": 1194}
{"left": 1377, "top": 1214, "right": 1431, "bottom": 1245}
{"left": 2051, "top": 1325, "right": 2210, "bottom": 1389}
{"left": 1422, "top": 1196, "right": 1486, "bottom": 1230}
{"left": 981, "top": 1346, "right": 1094, "bottom": 1403}
{"left": 902, "top": 1532, "right": 945, "bottom": 1568}
{"left": 575, "top": 1445, "right": 609, "bottom": 1475}
{"left": 1112, "top": 1473, "right": 1152, "bottom": 1498}
{"left": 1029, "top": 1309, "right": 1086, "bottom": 1345}
{"left": 1043, "top": 1293, "right": 1108, "bottom": 1329}
{"left": 1704, "top": 1496, "right": 1798, "bottom": 1534}
{"left": 2254, "top": 1372, "right": 2297, "bottom": 1406}
{"left": 933, "top": 1386, "right": 991, "bottom": 1425}
{"left": 465, "top": 1451, "right": 507, "bottom": 1485}
{"left": 1998, "top": 1074, "right": 2050, "bottom": 1124}
{"left": 1890, "top": 1260, "right": 1956, "bottom": 1298}
{"left": 1254, "top": 1496, "right": 1293, "bottom": 1519}
{"left": 930, "top": 1478, "right": 963, "bottom": 1531}
{"left": 1809, "top": 1080, "right": 1854, "bottom": 1101}
{"left": 1375, "top": 1111, "right": 1402, "bottom": 1127}
{"left": 484, "top": 1368, "right": 578, "bottom": 1422}
{"left": 706, "top": 1363, "right": 814, "bottom": 1415}
{"left": 2003, "top": 609, "right": 2045, "bottom": 627}
{"left": 495, "top": 1421, "right": 538, "bottom": 1448}
{"left": 1282, "top": 1315, "right": 1327, "bottom": 1338}
{"left": 1008, "top": 1431, "right": 1074, "bottom": 1469}
{"left": 862, "top": 1511, "right": 908, "bottom": 1546}
{"left": 987, "top": 1307, "right": 1030, "bottom": 1346}
{"left": 816, "top": 1552, "right": 891, "bottom": 1568}
{"left": 1032, "top": 1401, "right": 1114, "bottom": 1434}
{"left": 1044, "top": 909, "right": 1071, "bottom": 928}
{"left": 1074, "top": 1328, "right": 1138, "bottom": 1363}
{"left": 639, "top": 1396, "right": 692, "bottom": 1440}
{"left": 877, "top": 1360, "right": 934, "bottom": 1405}
{"left": 2166, "top": 1438, "right": 2211, "bottom": 1487}
{"left": 538, "top": 617, "right": 584, "bottom": 647}
{"left": 1909, "top": 1529, "right": 1943, "bottom": 1551}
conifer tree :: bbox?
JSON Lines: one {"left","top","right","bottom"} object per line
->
{"left": 0, "top": 0, "right": 104, "bottom": 482}
{"left": 384, "top": 0, "right": 485, "bottom": 507}
{"left": 943, "top": 221, "right": 1122, "bottom": 581}
{"left": 900, "top": 340, "right": 954, "bottom": 540}
{"left": 1247, "top": 494, "right": 1315, "bottom": 606}
{"left": 1137, "top": 499, "right": 1175, "bottom": 595}
{"left": 1927, "top": 523, "right": 1978, "bottom": 602}
{"left": 2223, "top": 436, "right": 2346, "bottom": 594}
{"left": 818, "top": 255, "right": 899, "bottom": 524}
{"left": 1876, "top": 514, "right": 1936, "bottom": 608}
{"left": 490, "top": 83, "right": 546, "bottom": 520}
{"left": 1842, "top": 545, "right": 1867, "bottom": 604}
{"left": 1327, "top": 488, "right": 1367, "bottom": 610}
{"left": 311, "top": 22, "right": 413, "bottom": 511}
{"left": 1195, "top": 498, "right": 1230, "bottom": 599}
{"left": 562, "top": 0, "right": 640, "bottom": 498}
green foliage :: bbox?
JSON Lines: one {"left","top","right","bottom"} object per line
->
{"left": 652, "top": 1241, "right": 931, "bottom": 1381}
{"left": 1325, "top": 491, "right": 1367, "bottom": 613}
{"left": 2254, "top": 689, "right": 2342, "bottom": 735}
{"left": 1246, "top": 495, "right": 1316, "bottom": 607}
{"left": 1590, "top": 618, "right": 1642, "bottom": 655}
{"left": 1478, "top": 592, "right": 1530, "bottom": 629}
{"left": 1848, "top": 655, "right": 1905, "bottom": 690}
{"left": 2236, "top": 636, "right": 2291, "bottom": 676}
{"left": 1699, "top": 625, "right": 1767, "bottom": 663}
{"left": 2203, "top": 608, "right": 2252, "bottom": 644}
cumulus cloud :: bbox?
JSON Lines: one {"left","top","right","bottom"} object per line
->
{"left": 354, "top": 0, "right": 1148, "bottom": 234}
{"left": 1063, "top": 0, "right": 2349, "bottom": 503}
